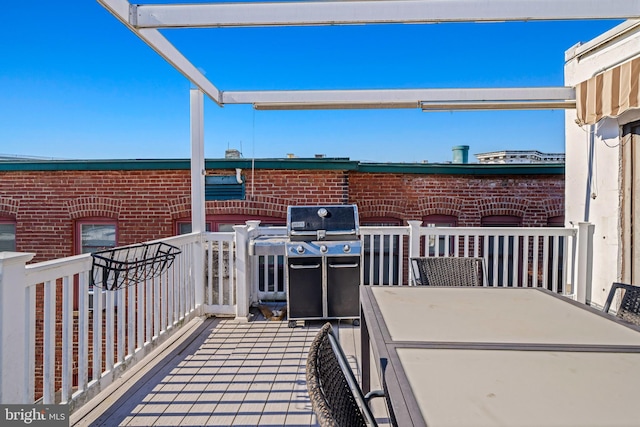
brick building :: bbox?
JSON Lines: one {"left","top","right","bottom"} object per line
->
{"left": 0, "top": 156, "right": 564, "bottom": 398}
{"left": 0, "top": 157, "right": 564, "bottom": 263}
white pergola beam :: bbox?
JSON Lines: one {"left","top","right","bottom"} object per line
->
{"left": 99, "top": 0, "right": 223, "bottom": 104}
{"left": 222, "top": 87, "right": 576, "bottom": 110}
{"left": 132, "top": 0, "right": 640, "bottom": 29}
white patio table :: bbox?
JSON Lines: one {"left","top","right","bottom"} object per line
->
{"left": 360, "top": 286, "right": 640, "bottom": 427}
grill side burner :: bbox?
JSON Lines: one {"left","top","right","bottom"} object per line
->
{"left": 285, "top": 205, "right": 362, "bottom": 328}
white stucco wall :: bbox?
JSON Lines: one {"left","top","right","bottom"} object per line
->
{"left": 564, "top": 21, "right": 640, "bottom": 307}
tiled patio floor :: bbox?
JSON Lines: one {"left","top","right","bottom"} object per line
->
{"left": 71, "top": 317, "right": 388, "bottom": 427}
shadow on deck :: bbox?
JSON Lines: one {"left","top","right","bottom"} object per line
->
{"left": 71, "top": 316, "right": 385, "bottom": 427}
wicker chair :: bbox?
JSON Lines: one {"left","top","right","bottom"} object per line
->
{"left": 410, "top": 257, "right": 485, "bottom": 286}
{"left": 306, "top": 323, "right": 386, "bottom": 427}
{"left": 603, "top": 282, "right": 640, "bottom": 326}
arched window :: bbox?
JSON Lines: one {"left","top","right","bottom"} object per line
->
{"left": 74, "top": 218, "right": 118, "bottom": 311}
{"left": 360, "top": 217, "right": 402, "bottom": 227}
{"left": 481, "top": 215, "right": 522, "bottom": 227}
{"left": 176, "top": 214, "right": 288, "bottom": 300}
{"left": 423, "top": 215, "right": 458, "bottom": 256}
{"left": 75, "top": 218, "right": 118, "bottom": 254}
{"left": 547, "top": 215, "right": 565, "bottom": 227}
{"left": 481, "top": 215, "right": 522, "bottom": 286}
{"left": 176, "top": 214, "right": 285, "bottom": 234}
{"left": 0, "top": 217, "right": 16, "bottom": 252}
{"left": 360, "top": 217, "right": 402, "bottom": 285}
{"left": 423, "top": 214, "right": 458, "bottom": 227}
{"left": 547, "top": 215, "right": 566, "bottom": 292}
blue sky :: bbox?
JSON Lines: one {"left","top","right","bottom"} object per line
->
{"left": 0, "top": 2, "right": 622, "bottom": 163}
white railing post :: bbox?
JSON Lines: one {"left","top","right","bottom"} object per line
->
{"left": 576, "top": 222, "right": 595, "bottom": 304}
{"left": 407, "top": 221, "right": 422, "bottom": 285}
{"left": 0, "top": 252, "right": 35, "bottom": 403}
{"left": 408, "top": 221, "right": 422, "bottom": 259}
{"left": 234, "top": 221, "right": 260, "bottom": 321}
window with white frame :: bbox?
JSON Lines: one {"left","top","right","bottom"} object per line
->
{"left": 78, "top": 221, "right": 117, "bottom": 254}
{"left": 360, "top": 217, "right": 403, "bottom": 285}
{"left": 0, "top": 218, "right": 16, "bottom": 252}
{"left": 422, "top": 214, "right": 458, "bottom": 257}
{"left": 74, "top": 219, "right": 118, "bottom": 310}
{"left": 481, "top": 215, "right": 522, "bottom": 287}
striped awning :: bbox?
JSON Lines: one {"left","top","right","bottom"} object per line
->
{"left": 576, "top": 57, "right": 640, "bottom": 126}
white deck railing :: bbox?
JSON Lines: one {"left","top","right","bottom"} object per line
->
{"left": 247, "top": 222, "right": 593, "bottom": 301}
{"left": 0, "top": 222, "right": 594, "bottom": 411}
{"left": 202, "top": 232, "right": 237, "bottom": 316}
{"left": 412, "top": 225, "right": 575, "bottom": 292}
{"left": 0, "top": 233, "right": 207, "bottom": 409}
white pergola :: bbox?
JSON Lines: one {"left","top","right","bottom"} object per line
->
{"left": 99, "top": 0, "right": 640, "bottom": 111}
{"left": 97, "top": 0, "right": 640, "bottom": 234}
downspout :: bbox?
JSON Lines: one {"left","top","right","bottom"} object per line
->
{"left": 584, "top": 124, "right": 595, "bottom": 222}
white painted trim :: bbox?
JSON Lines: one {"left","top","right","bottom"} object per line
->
{"left": 133, "top": 1, "right": 640, "bottom": 29}
{"left": 565, "top": 20, "right": 640, "bottom": 62}
{"left": 223, "top": 87, "right": 576, "bottom": 110}
{"left": 98, "top": 0, "right": 222, "bottom": 104}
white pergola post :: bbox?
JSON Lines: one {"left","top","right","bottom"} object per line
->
{"left": 0, "top": 252, "right": 35, "bottom": 403}
{"left": 190, "top": 88, "right": 206, "bottom": 308}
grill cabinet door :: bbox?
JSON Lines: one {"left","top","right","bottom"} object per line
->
{"left": 326, "top": 256, "right": 360, "bottom": 318}
{"left": 287, "top": 257, "right": 323, "bottom": 319}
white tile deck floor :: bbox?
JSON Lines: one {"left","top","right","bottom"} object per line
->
{"left": 71, "top": 316, "right": 390, "bottom": 427}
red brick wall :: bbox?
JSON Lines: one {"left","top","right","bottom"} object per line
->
{"left": 0, "top": 167, "right": 563, "bottom": 262}
{"left": 350, "top": 173, "right": 564, "bottom": 226}
{"left": 1, "top": 170, "right": 188, "bottom": 262}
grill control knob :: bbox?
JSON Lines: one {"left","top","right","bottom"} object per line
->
{"left": 343, "top": 244, "right": 351, "bottom": 253}
{"left": 296, "top": 245, "right": 305, "bottom": 254}
{"left": 317, "top": 208, "right": 328, "bottom": 218}
{"left": 320, "top": 244, "right": 328, "bottom": 254}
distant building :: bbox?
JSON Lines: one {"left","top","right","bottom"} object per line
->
{"left": 0, "top": 154, "right": 61, "bottom": 161}
{"left": 475, "top": 150, "right": 565, "bottom": 164}
{"left": 225, "top": 149, "right": 242, "bottom": 159}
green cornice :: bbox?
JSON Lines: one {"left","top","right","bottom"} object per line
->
{"left": 0, "top": 159, "right": 191, "bottom": 171}
{"left": 356, "top": 162, "right": 564, "bottom": 175}
{"left": 206, "top": 158, "right": 359, "bottom": 170}
{"left": 0, "top": 158, "right": 564, "bottom": 175}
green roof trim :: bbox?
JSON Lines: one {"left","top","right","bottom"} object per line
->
{"left": 0, "top": 158, "right": 564, "bottom": 175}
{"left": 357, "top": 162, "right": 564, "bottom": 175}
{"left": 206, "top": 158, "right": 359, "bottom": 171}
{"left": 0, "top": 158, "right": 358, "bottom": 172}
{"left": 0, "top": 159, "right": 192, "bottom": 171}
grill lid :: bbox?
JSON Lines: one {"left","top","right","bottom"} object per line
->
{"left": 287, "top": 205, "right": 359, "bottom": 238}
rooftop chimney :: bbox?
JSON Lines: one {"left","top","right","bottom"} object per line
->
{"left": 452, "top": 145, "right": 469, "bottom": 164}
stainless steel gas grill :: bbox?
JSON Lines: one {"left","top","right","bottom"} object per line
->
{"left": 285, "top": 205, "right": 362, "bottom": 328}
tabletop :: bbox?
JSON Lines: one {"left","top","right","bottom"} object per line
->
{"left": 360, "top": 286, "right": 640, "bottom": 427}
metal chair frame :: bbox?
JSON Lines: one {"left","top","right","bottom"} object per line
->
{"left": 410, "top": 256, "right": 486, "bottom": 286}
{"left": 306, "top": 323, "right": 386, "bottom": 427}
{"left": 603, "top": 282, "right": 640, "bottom": 326}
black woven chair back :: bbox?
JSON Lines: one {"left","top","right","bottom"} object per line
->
{"left": 603, "top": 282, "right": 640, "bottom": 326}
{"left": 306, "top": 323, "right": 377, "bottom": 427}
{"left": 411, "top": 257, "right": 485, "bottom": 286}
